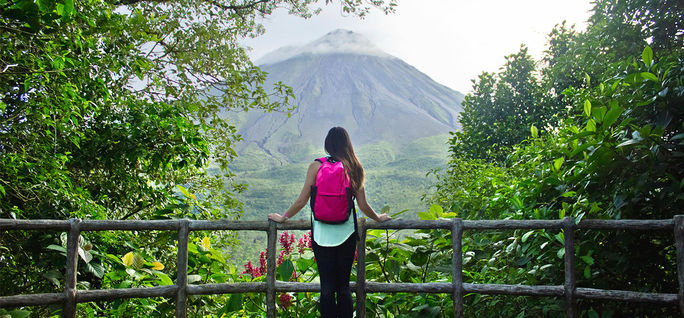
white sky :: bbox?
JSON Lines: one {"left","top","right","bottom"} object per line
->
{"left": 243, "top": 0, "right": 594, "bottom": 94}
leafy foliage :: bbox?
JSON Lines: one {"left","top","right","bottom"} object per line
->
{"left": 449, "top": 46, "right": 553, "bottom": 162}
{"left": 0, "top": 0, "right": 397, "bottom": 315}
{"left": 431, "top": 0, "right": 683, "bottom": 315}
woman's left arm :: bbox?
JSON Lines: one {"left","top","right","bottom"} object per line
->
{"left": 268, "top": 161, "right": 320, "bottom": 223}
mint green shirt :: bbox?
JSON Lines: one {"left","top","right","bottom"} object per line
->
{"left": 312, "top": 211, "right": 355, "bottom": 247}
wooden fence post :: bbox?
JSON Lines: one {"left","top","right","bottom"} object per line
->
{"left": 267, "top": 220, "right": 277, "bottom": 318}
{"left": 356, "top": 218, "right": 367, "bottom": 318}
{"left": 63, "top": 218, "right": 81, "bottom": 318}
{"left": 452, "top": 218, "right": 463, "bottom": 318}
{"left": 563, "top": 216, "right": 576, "bottom": 318}
{"left": 175, "top": 220, "right": 189, "bottom": 318}
{"left": 674, "top": 215, "right": 684, "bottom": 317}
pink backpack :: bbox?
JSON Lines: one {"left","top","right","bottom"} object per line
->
{"left": 310, "top": 157, "right": 355, "bottom": 224}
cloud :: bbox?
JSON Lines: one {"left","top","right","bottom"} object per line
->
{"left": 256, "top": 29, "right": 392, "bottom": 65}
{"left": 244, "top": 0, "right": 593, "bottom": 93}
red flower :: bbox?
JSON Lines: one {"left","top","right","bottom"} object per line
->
{"left": 259, "top": 251, "right": 267, "bottom": 274}
{"left": 279, "top": 293, "right": 292, "bottom": 309}
{"left": 277, "top": 249, "right": 287, "bottom": 266}
{"left": 297, "top": 231, "right": 312, "bottom": 254}
{"left": 279, "top": 231, "right": 294, "bottom": 254}
{"left": 242, "top": 261, "right": 261, "bottom": 279}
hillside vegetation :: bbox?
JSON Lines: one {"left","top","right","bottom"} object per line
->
{"left": 233, "top": 134, "right": 449, "bottom": 220}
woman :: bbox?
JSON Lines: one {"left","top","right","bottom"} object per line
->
{"left": 268, "top": 127, "right": 391, "bottom": 318}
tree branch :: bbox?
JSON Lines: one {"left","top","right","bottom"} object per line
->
{"left": 207, "top": 0, "right": 272, "bottom": 12}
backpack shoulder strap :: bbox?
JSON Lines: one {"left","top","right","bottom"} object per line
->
{"left": 315, "top": 157, "right": 327, "bottom": 164}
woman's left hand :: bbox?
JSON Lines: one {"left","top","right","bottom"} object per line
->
{"left": 268, "top": 213, "right": 287, "bottom": 223}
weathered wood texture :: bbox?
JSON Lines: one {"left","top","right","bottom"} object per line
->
{"left": 464, "top": 219, "right": 563, "bottom": 230}
{"left": 175, "top": 220, "right": 189, "bottom": 318}
{"left": 452, "top": 219, "right": 464, "bottom": 318}
{"left": 674, "top": 215, "right": 684, "bottom": 316}
{"left": 0, "top": 219, "right": 69, "bottom": 230}
{"left": 1, "top": 218, "right": 673, "bottom": 231}
{"left": 356, "top": 219, "right": 367, "bottom": 318}
{"left": 63, "top": 219, "right": 80, "bottom": 318}
{"left": 1, "top": 216, "right": 681, "bottom": 318}
{"left": 575, "top": 287, "right": 678, "bottom": 304}
{"left": 563, "top": 217, "right": 576, "bottom": 318}
{"left": 266, "top": 221, "right": 277, "bottom": 318}
{"left": 366, "top": 282, "right": 452, "bottom": 293}
{"left": 464, "top": 283, "right": 565, "bottom": 296}
{"left": 0, "top": 293, "right": 65, "bottom": 307}
{"left": 188, "top": 283, "right": 267, "bottom": 295}
{"left": 79, "top": 286, "right": 177, "bottom": 302}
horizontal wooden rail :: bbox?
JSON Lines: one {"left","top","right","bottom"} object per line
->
{"left": 1, "top": 218, "right": 674, "bottom": 231}
{"left": 1, "top": 216, "right": 682, "bottom": 318}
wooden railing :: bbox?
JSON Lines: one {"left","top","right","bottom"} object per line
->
{"left": 1, "top": 216, "right": 684, "bottom": 317}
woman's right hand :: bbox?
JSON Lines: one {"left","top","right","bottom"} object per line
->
{"left": 375, "top": 213, "right": 392, "bottom": 222}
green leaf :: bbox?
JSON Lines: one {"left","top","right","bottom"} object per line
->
{"left": 277, "top": 259, "right": 294, "bottom": 281}
{"left": 586, "top": 119, "right": 596, "bottom": 132}
{"left": 87, "top": 262, "right": 105, "bottom": 278}
{"left": 584, "top": 265, "right": 591, "bottom": 279}
{"left": 580, "top": 255, "right": 594, "bottom": 265}
{"left": 640, "top": 72, "right": 658, "bottom": 81}
{"left": 46, "top": 244, "right": 67, "bottom": 253}
{"left": 642, "top": 46, "right": 653, "bottom": 67}
{"left": 8, "top": 310, "right": 31, "bottom": 318}
{"left": 592, "top": 106, "right": 607, "bottom": 123}
{"left": 530, "top": 124, "right": 538, "bottom": 138}
{"left": 221, "top": 294, "right": 243, "bottom": 314}
{"left": 602, "top": 105, "right": 624, "bottom": 128}
{"left": 583, "top": 100, "right": 591, "bottom": 117}
{"left": 521, "top": 230, "right": 534, "bottom": 243}
{"left": 187, "top": 274, "right": 202, "bottom": 284}
{"left": 557, "top": 247, "right": 565, "bottom": 259}
{"left": 56, "top": 3, "right": 64, "bottom": 16}
{"left": 122, "top": 252, "right": 135, "bottom": 266}
{"left": 617, "top": 139, "right": 640, "bottom": 148}
{"left": 569, "top": 142, "right": 593, "bottom": 158}
{"left": 156, "top": 272, "right": 173, "bottom": 286}
{"left": 428, "top": 204, "right": 443, "bottom": 218}
{"left": 584, "top": 73, "right": 591, "bottom": 86}
{"left": 553, "top": 157, "right": 564, "bottom": 171}
{"left": 588, "top": 309, "right": 600, "bottom": 318}
{"left": 417, "top": 211, "right": 435, "bottom": 220}
{"left": 561, "top": 191, "right": 576, "bottom": 198}
{"left": 177, "top": 185, "right": 190, "bottom": 197}
{"left": 63, "top": 0, "right": 74, "bottom": 17}
{"left": 78, "top": 247, "right": 92, "bottom": 263}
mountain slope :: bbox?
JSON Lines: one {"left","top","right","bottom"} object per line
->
{"left": 233, "top": 30, "right": 464, "bottom": 166}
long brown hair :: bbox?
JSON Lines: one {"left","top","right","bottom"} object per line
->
{"left": 324, "top": 127, "right": 364, "bottom": 193}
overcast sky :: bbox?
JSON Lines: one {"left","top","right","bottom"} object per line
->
{"left": 243, "top": 0, "right": 595, "bottom": 94}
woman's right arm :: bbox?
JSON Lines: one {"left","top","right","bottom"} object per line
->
{"left": 356, "top": 187, "right": 391, "bottom": 222}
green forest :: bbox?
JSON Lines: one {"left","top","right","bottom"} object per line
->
{"left": 1, "top": 0, "right": 683, "bottom": 317}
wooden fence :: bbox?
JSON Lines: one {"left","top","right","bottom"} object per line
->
{"left": 1, "top": 216, "right": 684, "bottom": 317}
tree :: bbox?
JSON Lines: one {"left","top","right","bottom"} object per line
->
{"left": 449, "top": 45, "right": 546, "bottom": 162}
{"left": 0, "top": 0, "right": 397, "bottom": 312}
{"left": 434, "top": 0, "right": 684, "bottom": 315}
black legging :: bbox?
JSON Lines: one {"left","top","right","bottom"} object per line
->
{"left": 312, "top": 234, "right": 357, "bottom": 318}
